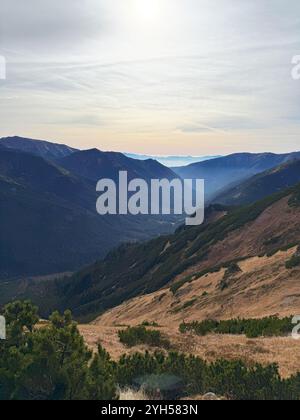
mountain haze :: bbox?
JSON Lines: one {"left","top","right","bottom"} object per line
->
{"left": 5, "top": 182, "right": 300, "bottom": 321}
{"left": 125, "top": 153, "right": 222, "bottom": 168}
{"left": 173, "top": 152, "right": 300, "bottom": 200}
{"left": 1, "top": 136, "right": 300, "bottom": 324}
{"left": 213, "top": 159, "right": 300, "bottom": 206}
{"left": 58, "top": 148, "right": 178, "bottom": 182}
{"left": 62, "top": 183, "right": 300, "bottom": 321}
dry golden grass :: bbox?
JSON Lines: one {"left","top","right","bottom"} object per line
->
{"left": 118, "top": 388, "right": 149, "bottom": 401}
{"left": 79, "top": 324, "right": 300, "bottom": 378}
{"left": 81, "top": 246, "right": 300, "bottom": 380}
{"left": 95, "top": 248, "right": 300, "bottom": 327}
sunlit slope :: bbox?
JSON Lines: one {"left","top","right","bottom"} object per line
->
{"left": 57, "top": 183, "right": 300, "bottom": 320}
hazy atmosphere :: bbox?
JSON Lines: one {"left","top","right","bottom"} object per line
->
{"left": 1, "top": 1, "right": 300, "bottom": 402}
{"left": 0, "top": 0, "right": 300, "bottom": 154}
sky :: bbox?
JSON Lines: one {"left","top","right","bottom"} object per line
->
{"left": 0, "top": 0, "right": 300, "bottom": 155}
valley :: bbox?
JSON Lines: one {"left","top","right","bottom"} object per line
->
{"left": 0, "top": 138, "right": 182, "bottom": 278}
{"left": 2, "top": 1, "right": 300, "bottom": 400}
{"left": 42, "top": 182, "right": 300, "bottom": 321}
{"left": 1, "top": 136, "right": 300, "bottom": 400}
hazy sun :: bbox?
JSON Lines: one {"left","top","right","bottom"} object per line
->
{"left": 132, "top": 0, "right": 161, "bottom": 23}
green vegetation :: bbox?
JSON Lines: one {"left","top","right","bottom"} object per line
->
{"left": 170, "top": 259, "right": 246, "bottom": 296}
{"left": 218, "top": 263, "right": 241, "bottom": 291}
{"left": 219, "top": 279, "right": 229, "bottom": 291}
{"left": 118, "top": 326, "right": 170, "bottom": 349}
{"left": 0, "top": 147, "right": 180, "bottom": 280}
{"left": 1, "top": 301, "right": 299, "bottom": 400}
{"left": 170, "top": 267, "right": 219, "bottom": 295}
{"left": 57, "top": 186, "right": 300, "bottom": 321}
{"left": 116, "top": 352, "right": 299, "bottom": 400}
{"left": 223, "top": 263, "right": 242, "bottom": 279}
{"left": 264, "top": 236, "right": 280, "bottom": 247}
{"left": 0, "top": 301, "right": 117, "bottom": 400}
{"left": 289, "top": 186, "right": 300, "bottom": 207}
{"left": 3, "top": 183, "right": 300, "bottom": 322}
{"left": 180, "top": 316, "right": 294, "bottom": 339}
{"left": 170, "top": 298, "right": 198, "bottom": 314}
{"left": 266, "top": 242, "right": 298, "bottom": 258}
{"left": 286, "top": 254, "right": 300, "bottom": 269}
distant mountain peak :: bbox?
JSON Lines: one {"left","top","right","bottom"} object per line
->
{"left": 174, "top": 150, "right": 300, "bottom": 200}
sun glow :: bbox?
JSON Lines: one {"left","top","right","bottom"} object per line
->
{"left": 132, "top": 0, "right": 162, "bottom": 23}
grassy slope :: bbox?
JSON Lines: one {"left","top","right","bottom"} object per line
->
{"left": 64, "top": 183, "right": 300, "bottom": 321}
{"left": 5, "top": 182, "right": 298, "bottom": 321}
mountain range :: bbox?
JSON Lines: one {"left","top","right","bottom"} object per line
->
{"left": 59, "top": 182, "right": 300, "bottom": 321}
{"left": 0, "top": 136, "right": 76, "bottom": 160}
{"left": 1, "top": 135, "right": 300, "bottom": 324}
{"left": 0, "top": 139, "right": 181, "bottom": 278}
{"left": 213, "top": 159, "right": 300, "bottom": 206}
{"left": 173, "top": 152, "right": 300, "bottom": 200}
{"left": 58, "top": 148, "right": 177, "bottom": 183}
{"left": 125, "top": 153, "right": 221, "bottom": 168}
{"left": 2, "top": 181, "right": 300, "bottom": 321}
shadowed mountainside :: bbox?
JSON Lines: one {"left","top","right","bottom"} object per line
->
{"left": 0, "top": 149, "right": 180, "bottom": 279}
{"left": 58, "top": 148, "right": 178, "bottom": 182}
{"left": 4, "top": 183, "right": 299, "bottom": 321}
{"left": 173, "top": 152, "right": 300, "bottom": 200}
{"left": 213, "top": 159, "right": 300, "bottom": 206}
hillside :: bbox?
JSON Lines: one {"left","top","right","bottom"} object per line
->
{"left": 0, "top": 149, "right": 180, "bottom": 279}
{"left": 88, "top": 243, "right": 300, "bottom": 380}
{"left": 79, "top": 321, "right": 300, "bottom": 379}
{"left": 213, "top": 159, "right": 300, "bottom": 206}
{"left": 58, "top": 148, "right": 178, "bottom": 182}
{"left": 97, "top": 247, "right": 300, "bottom": 327}
{"left": 60, "top": 183, "right": 300, "bottom": 321}
{"left": 0, "top": 148, "right": 96, "bottom": 210}
{"left": 7, "top": 182, "right": 300, "bottom": 321}
{"left": 173, "top": 152, "right": 300, "bottom": 200}
{"left": 0, "top": 136, "right": 77, "bottom": 160}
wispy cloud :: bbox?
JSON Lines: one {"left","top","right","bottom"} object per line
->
{"left": 0, "top": 0, "right": 300, "bottom": 154}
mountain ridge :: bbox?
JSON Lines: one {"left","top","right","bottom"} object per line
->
{"left": 173, "top": 152, "right": 300, "bottom": 200}
{"left": 58, "top": 148, "right": 179, "bottom": 182}
{"left": 3, "top": 182, "right": 299, "bottom": 321}
{"left": 0, "top": 136, "right": 77, "bottom": 160}
{"left": 213, "top": 159, "right": 300, "bottom": 206}
{"left": 0, "top": 148, "right": 180, "bottom": 279}
{"left": 61, "top": 182, "right": 300, "bottom": 321}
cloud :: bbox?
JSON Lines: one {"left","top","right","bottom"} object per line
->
{"left": 0, "top": 0, "right": 107, "bottom": 54}
{"left": 178, "top": 116, "right": 268, "bottom": 134}
{"left": 0, "top": 0, "right": 300, "bottom": 154}
{"left": 49, "top": 114, "right": 105, "bottom": 127}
